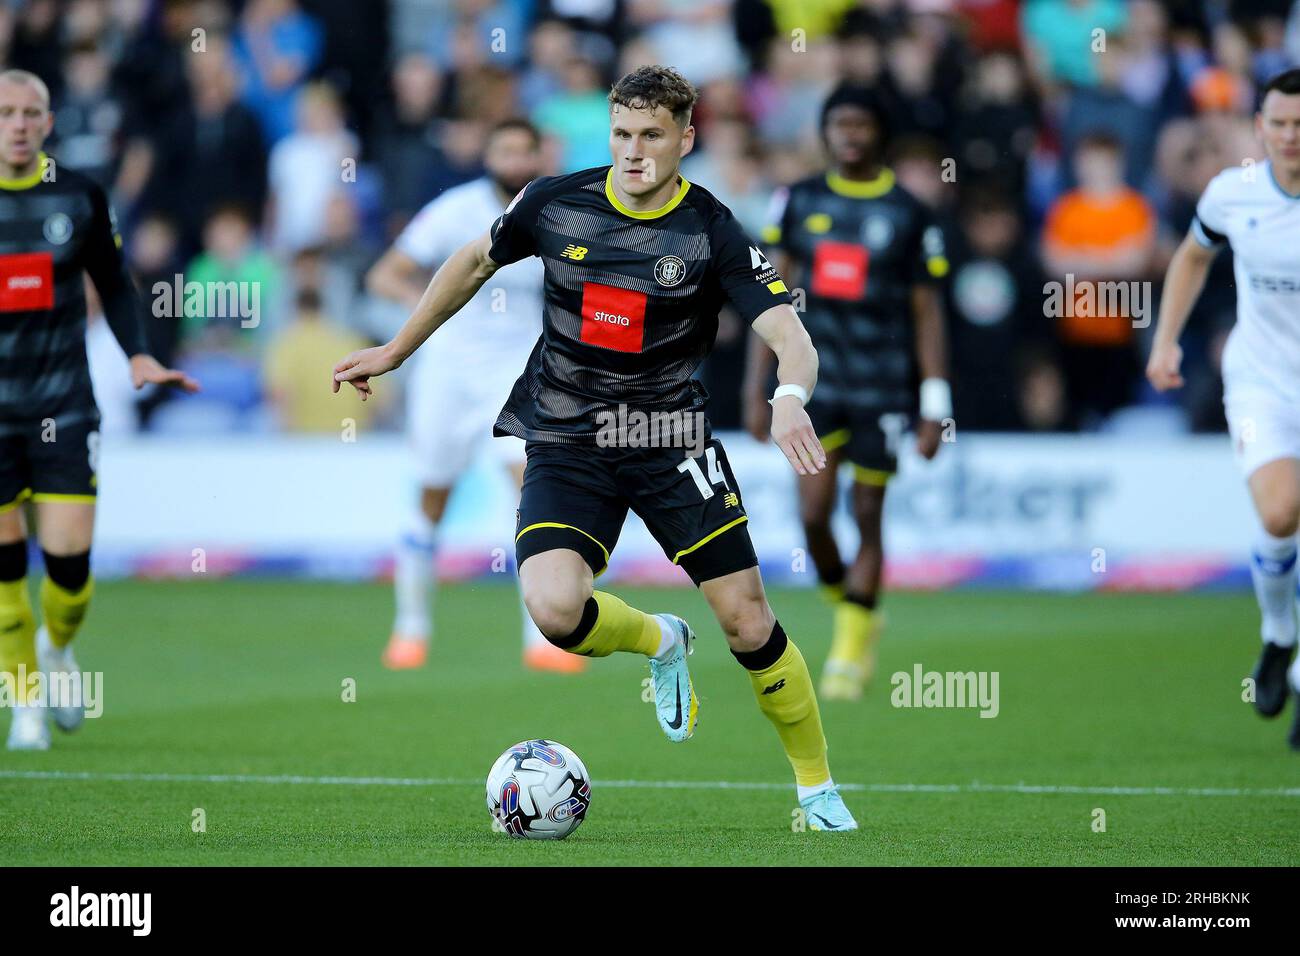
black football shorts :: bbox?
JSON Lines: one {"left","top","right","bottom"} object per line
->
{"left": 515, "top": 436, "right": 758, "bottom": 586}
{"left": 806, "top": 398, "right": 909, "bottom": 485}
{"left": 0, "top": 412, "right": 100, "bottom": 513}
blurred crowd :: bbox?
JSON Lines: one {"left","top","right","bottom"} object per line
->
{"left": 7, "top": 0, "right": 1298, "bottom": 436}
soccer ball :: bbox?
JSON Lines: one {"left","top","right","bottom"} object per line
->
{"left": 486, "top": 739, "right": 591, "bottom": 840}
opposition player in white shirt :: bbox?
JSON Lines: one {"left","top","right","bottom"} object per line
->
{"left": 1148, "top": 69, "right": 1300, "bottom": 748}
{"left": 366, "top": 119, "right": 583, "bottom": 673}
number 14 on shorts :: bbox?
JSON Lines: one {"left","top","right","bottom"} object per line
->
{"left": 677, "top": 447, "right": 728, "bottom": 499}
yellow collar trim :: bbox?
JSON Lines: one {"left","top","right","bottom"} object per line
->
{"left": 0, "top": 152, "right": 48, "bottom": 191}
{"left": 826, "top": 168, "right": 895, "bottom": 199}
{"left": 605, "top": 167, "right": 691, "bottom": 220}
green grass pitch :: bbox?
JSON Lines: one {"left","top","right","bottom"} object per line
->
{"left": 1, "top": 579, "right": 1297, "bottom": 865}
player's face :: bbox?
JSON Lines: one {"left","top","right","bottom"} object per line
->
{"left": 0, "top": 80, "right": 52, "bottom": 170}
{"left": 1257, "top": 90, "right": 1300, "bottom": 172}
{"left": 608, "top": 103, "right": 694, "bottom": 198}
{"left": 824, "top": 104, "right": 881, "bottom": 168}
{"left": 485, "top": 128, "right": 541, "bottom": 196}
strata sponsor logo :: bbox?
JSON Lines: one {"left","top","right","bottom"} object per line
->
{"left": 890, "top": 663, "right": 999, "bottom": 718}
{"left": 50, "top": 886, "right": 151, "bottom": 936}
{"left": 0, "top": 251, "right": 54, "bottom": 310}
{"left": 0, "top": 664, "right": 103, "bottom": 717}
{"left": 595, "top": 403, "right": 705, "bottom": 456}
{"left": 580, "top": 281, "right": 646, "bottom": 352}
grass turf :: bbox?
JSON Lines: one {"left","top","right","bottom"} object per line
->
{"left": 0, "top": 579, "right": 1297, "bottom": 865}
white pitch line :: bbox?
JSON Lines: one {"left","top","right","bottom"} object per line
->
{"left": 0, "top": 769, "right": 1296, "bottom": 798}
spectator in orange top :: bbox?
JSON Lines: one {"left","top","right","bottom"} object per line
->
{"left": 1041, "top": 132, "right": 1156, "bottom": 428}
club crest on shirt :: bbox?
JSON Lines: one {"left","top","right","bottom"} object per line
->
{"left": 43, "top": 212, "right": 72, "bottom": 245}
{"left": 861, "top": 214, "right": 893, "bottom": 250}
{"left": 654, "top": 254, "right": 686, "bottom": 287}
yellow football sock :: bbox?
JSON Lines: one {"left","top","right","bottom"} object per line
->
{"left": 40, "top": 574, "right": 93, "bottom": 649}
{"left": 0, "top": 578, "right": 37, "bottom": 704}
{"left": 567, "top": 591, "right": 661, "bottom": 658}
{"left": 746, "top": 633, "right": 830, "bottom": 787}
{"left": 818, "top": 581, "right": 845, "bottom": 605}
{"left": 829, "top": 600, "right": 873, "bottom": 665}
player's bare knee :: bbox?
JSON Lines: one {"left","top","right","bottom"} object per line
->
{"left": 718, "top": 597, "right": 776, "bottom": 653}
{"left": 1259, "top": 501, "right": 1300, "bottom": 538}
{"left": 521, "top": 586, "right": 585, "bottom": 639}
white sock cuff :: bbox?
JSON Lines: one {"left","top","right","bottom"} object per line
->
{"left": 652, "top": 616, "right": 676, "bottom": 661}
{"left": 1254, "top": 529, "right": 1297, "bottom": 559}
{"left": 797, "top": 778, "right": 835, "bottom": 802}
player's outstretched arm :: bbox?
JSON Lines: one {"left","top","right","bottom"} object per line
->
{"left": 83, "top": 185, "right": 199, "bottom": 393}
{"left": 751, "top": 304, "right": 826, "bottom": 476}
{"left": 740, "top": 250, "right": 794, "bottom": 443}
{"left": 333, "top": 230, "right": 500, "bottom": 400}
{"left": 741, "top": 327, "right": 777, "bottom": 443}
{"left": 912, "top": 283, "right": 949, "bottom": 460}
{"left": 1146, "top": 233, "right": 1218, "bottom": 392}
{"left": 365, "top": 248, "right": 428, "bottom": 312}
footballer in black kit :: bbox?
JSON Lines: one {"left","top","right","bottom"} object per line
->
{"left": 487, "top": 163, "right": 785, "bottom": 585}
{"left": 0, "top": 69, "right": 197, "bottom": 751}
{"left": 335, "top": 65, "right": 860, "bottom": 830}
{"left": 745, "top": 84, "right": 952, "bottom": 701}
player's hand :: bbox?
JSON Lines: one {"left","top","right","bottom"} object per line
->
{"left": 770, "top": 395, "right": 826, "bottom": 476}
{"left": 332, "top": 344, "right": 398, "bottom": 401}
{"left": 1146, "top": 341, "right": 1184, "bottom": 392}
{"left": 916, "top": 418, "right": 943, "bottom": 460}
{"left": 743, "top": 392, "right": 771, "bottom": 443}
{"left": 129, "top": 354, "right": 200, "bottom": 393}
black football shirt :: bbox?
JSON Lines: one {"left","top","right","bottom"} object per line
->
{"left": 487, "top": 165, "right": 792, "bottom": 444}
{"left": 763, "top": 169, "right": 947, "bottom": 413}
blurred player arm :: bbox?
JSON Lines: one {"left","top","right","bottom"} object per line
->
{"left": 1146, "top": 231, "right": 1219, "bottom": 392}
{"left": 741, "top": 249, "right": 795, "bottom": 442}
{"left": 332, "top": 231, "right": 500, "bottom": 400}
{"left": 84, "top": 185, "right": 199, "bottom": 392}
{"left": 911, "top": 284, "right": 948, "bottom": 459}
{"left": 912, "top": 222, "right": 951, "bottom": 459}
{"left": 752, "top": 304, "right": 826, "bottom": 476}
{"left": 366, "top": 248, "right": 429, "bottom": 312}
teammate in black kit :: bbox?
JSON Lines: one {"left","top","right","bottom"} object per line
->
{"left": 744, "top": 85, "right": 952, "bottom": 701}
{"left": 0, "top": 70, "right": 197, "bottom": 750}
{"left": 334, "top": 66, "right": 858, "bottom": 830}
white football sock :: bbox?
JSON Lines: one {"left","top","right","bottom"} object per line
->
{"left": 519, "top": 586, "right": 547, "bottom": 649}
{"left": 1251, "top": 529, "right": 1298, "bottom": 647}
{"left": 1289, "top": 657, "right": 1300, "bottom": 694}
{"left": 653, "top": 616, "right": 677, "bottom": 661}
{"left": 797, "top": 778, "right": 835, "bottom": 802}
{"left": 392, "top": 512, "right": 438, "bottom": 639}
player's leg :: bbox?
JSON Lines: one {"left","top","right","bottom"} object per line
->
{"left": 822, "top": 416, "right": 897, "bottom": 700}
{"left": 23, "top": 416, "right": 99, "bottom": 736}
{"left": 634, "top": 436, "right": 851, "bottom": 825}
{"left": 32, "top": 498, "right": 95, "bottom": 733}
{"left": 385, "top": 358, "right": 469, "bottom": 669}
{"left": 503, "top": 451, "right": 582, "bottom": 673}
{"left": 799, "top": 405, "right": 850, "bottom": 600}
{"left": 798, "top": 442, "right": 846, "bottom": 600}
{"left": 514, "top": 444, "right": 667, "bottom": 654}
{"left": 0, "top": 490, "right": 46, "bottom": 750}
{"left": 1245, "top": 458, "right": 1300, "bottom": 724}
{"left": 696, "top": 564, "right": 855, "bottom": 831}
{"left": 386, "top": 484, "right": 449, "bottom": 669}
{"left": 1227, "top": 389, "right": 1300, "bottom": 726}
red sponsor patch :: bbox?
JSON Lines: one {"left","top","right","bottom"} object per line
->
{"left": 580, "top": 281, "right": 647, "bottom": 352}
{"left": 0, "top": 252, "right": 53, "bottom": 311}
{"left": 811, "top": 241, "right": 868, "bottom": 300}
